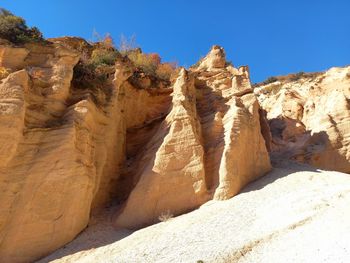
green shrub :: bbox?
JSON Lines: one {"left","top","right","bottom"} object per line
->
{"left": 72, "top": 36, "right": 120, "bottom": 103}
{"left": 290, "top": 71, "right": 305, "bottom": 81}
{"left": 0, "top": 8, "right": 44, "bottom": 44}
{"left": 225, "top": 61, "right": 233, "bottom": 67}
{"left": 127, "top": 51, "right": 159, "bottom": 75}
{"left": 90, "top": 48, "right": 119, "bottom": 66}
{"left": 263, "top": 76, "right": 278, "bottom": 85}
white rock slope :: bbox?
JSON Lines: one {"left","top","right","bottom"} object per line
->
{"left": 40, "top": 162, "right": 350, "bottom": 263}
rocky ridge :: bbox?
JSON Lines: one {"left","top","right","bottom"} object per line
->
{"left": 0, "top": 38, "right": 349, "bottom": 263}
{"left": 0, "top": 41, "right": 271, "bottom": 262}
{"left": 255, "top": 68, "right": 350, "bottom": 173}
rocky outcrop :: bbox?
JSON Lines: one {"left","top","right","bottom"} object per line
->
{"left": 0, "top": 41, "right": 172, "bottom": 262}
{"left": 114, "top": 69, "right": 208, "bottom": 229}
{"left": 193, "top": 46, "right": 271, "bottom": 201}
{"left": 0, "top": 41, "right": 271, "bottom": 261}
{"left": 114, "top": 46, "right": 271, "bottom": 228}
{"left": 255, "top": 67, "right": 350, "bottom": 173}
{"left": 197, "top": 45, "right": 226, "bottom": 71}
{"left": 213, "top": 94, "right": 272, "bottom": 200}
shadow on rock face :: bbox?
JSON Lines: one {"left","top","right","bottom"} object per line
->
{"left": 268, "top": 115, "right": 350, "bottom": 174}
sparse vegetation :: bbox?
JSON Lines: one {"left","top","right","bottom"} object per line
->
{"left": 72, "top": 34, "right": 120, "bottom": 102}
{"left": 263, "top": 76, "right": 278, "bottom": 85}
{"left": 0, "top": 8, "right": 44, "bottom": 44}
{"left": 158, "top": 210, "right": 173, "bottom": 222}
{"left": 118, "top": 35, "right": 177, "bottom": 80}
{"left": 254, "top": 71, "right": 322, "bottom": 87}
{"left": 118, "top": 34, "right": 138, "bottom": 54}
{"left": 73, "top": 33, "right": 177, "bottom": 99}
{"left": 225, "top": 60, "right": 233, "bottom": 67}
{"left": 90, "top": 48, "right": 119, "bottom": 67}
{"left": 290, "top": 71, "right": 305, "bottom": 81}
{"left": 127, "top": 51, "right": 159, "bottom": 75}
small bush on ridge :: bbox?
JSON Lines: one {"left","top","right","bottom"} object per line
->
{"left": 0, "top": 8, "right": 44, "bottom": 44}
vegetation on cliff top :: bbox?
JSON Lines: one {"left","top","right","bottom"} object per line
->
{"left": 72, "top": 33, "right": 177, "bottom": 96}
{"left": 0, "top": 8, "right": 44, "bottom": 44}
{"left": 254, "top": 71, "right": 322, "bottom": 87}
{"left": 0, "top": 7, "right": 176, "bottom": 86}
{"left": 118, "top": 35, "right": 177, "bottom": 81}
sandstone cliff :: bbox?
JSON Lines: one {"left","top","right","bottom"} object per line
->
{"left": 0, "top": 41, "right": 271, "bottom": 262}
{"left": 255, "top": 68, "right": 350, "bottom": 173}
{"left": 1, "top": 35, "right": 348, "bottom": 263}
{"left": 114, "top": 46, "right": 271, "bottom": 228}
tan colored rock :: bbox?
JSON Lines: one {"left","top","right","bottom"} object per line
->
{"left": 115, "top": 47, "right": 271, "bottom": 228}
{"left": 114, "top": 69, "right": 208, "bottom": 229}
{"left": 214, "top": 94, "right": 272, "bottom": 200}
{"left": 194, "top": 48, "right": 271, "bottom": 200}
{"left": 0, "top": 42, "right": 271, "bottom": 260}
{"left": 256, "top": 67, "right": 350, "bottom": 173}
{"left": 197, "top": 45, "right": 226, "bottom": 71}
{"left": 0, "top": 43, "right": 171, "bottom": 262}
{"left": 0, "top": 70, "right": 28, "bottom": 166}
{"left": 0, "top": 45, "right": 29, "bottom": 70}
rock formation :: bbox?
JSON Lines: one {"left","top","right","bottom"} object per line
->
{"left": 255, "top": 68, "right": 350, "bottom": 173}
{"left": 114, "top": 46, "right": 271, "bottom": 228}
{"left": 0, "top": 40, "right": 171, "bottom": 262}
{"left": 1, "top": 34, "right": 348, "bottom": 263}
{"left": 0, "top": 41, "right": 271, "bottom": 262}
{"left": 114, "top": 69, "right": 208, "bottom": 229}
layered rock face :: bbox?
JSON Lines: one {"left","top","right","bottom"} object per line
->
{"left": 114, "top": 69, "right": 209, "bottom": 229}
{"left": 114, "top": 46, "right": 271, "bottom": 228}
{"left": 0, "top": 41, "right": 270, "bottom": 261}
{"left": 255, "top": 68, "right": 350, "bottom": 173}
{"left": 0, "top": 41, "right": 171, "bottom": 262}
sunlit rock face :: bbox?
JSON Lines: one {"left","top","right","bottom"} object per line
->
{"left": 0, "top": 40, "right": 172, "bottom": 262}
{"left": 114, "top": 47, "right": 271, "bottom": 229}
{"left": 0, "top": 41, "right": 271, "bottom": 261}
{"left": 255, "top": 67, "right": 350, "bottom": 173}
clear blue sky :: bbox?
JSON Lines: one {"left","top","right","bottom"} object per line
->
{"left": 2, "top": 0, "right": 349, "bottom": 82}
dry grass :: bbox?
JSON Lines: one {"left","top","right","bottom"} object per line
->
{"left": 158, "top": 210, "right": 173, "bottom": 222}
{"left": 254, "top": 71, "right": 322, "bottom": 87}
